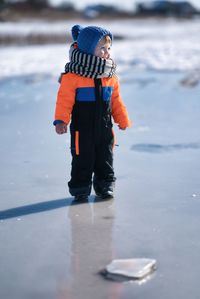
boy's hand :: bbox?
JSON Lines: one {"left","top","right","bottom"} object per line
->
{"left": 118, "top": 125, "right": 126, "bottom": 130}
{"left": 55, "top": 123, "right": 67, "bottom": 134}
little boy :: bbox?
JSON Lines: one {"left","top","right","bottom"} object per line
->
{"left": 54, "top": 24, "right": 131, "bottom": 201}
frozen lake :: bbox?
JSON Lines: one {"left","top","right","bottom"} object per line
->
{"left": 0, "top": 18, "right": 200, "bottom": 299}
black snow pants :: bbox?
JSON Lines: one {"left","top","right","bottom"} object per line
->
{"left": 68, "top": 78, "right": 116, "bottom": 197}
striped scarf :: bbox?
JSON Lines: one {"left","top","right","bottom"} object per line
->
{"left": 64, "top": 44, "right": 116, "bottom": 79}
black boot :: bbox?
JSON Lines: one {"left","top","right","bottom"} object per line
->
{"left": 69, "top": 185, "right": 91, "bottom": 200}
{"left": 93, "top": 177, "right": 115, "bottom": 199}
{"left": 100, "top": 190, "right": 114, "bottom": 199}
{"left": 74, "top": 194, "right": 88, "bottom": 201}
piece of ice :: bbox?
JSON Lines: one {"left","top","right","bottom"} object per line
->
{"left": 105, "top": 258, "right": 156, "bottom": 280}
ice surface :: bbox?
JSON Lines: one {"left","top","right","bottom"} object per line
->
{"left": 0, "top": 17, "right": 200, "bottom": 299}
{"left": 105, "top": 258, "right": 156, "bottom": 280}
{"left": 0, "top": 67, "right": 200, "bottom": 299}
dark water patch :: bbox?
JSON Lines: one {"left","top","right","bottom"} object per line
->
{"left": 180, "top": 71, "right": 200, "bottom": 88}
{"left": 131, "top": 142, "right": 200, "bottom": 153}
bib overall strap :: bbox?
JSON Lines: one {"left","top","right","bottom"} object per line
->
{"left": 94, "top": 78, "right": 103, "bottom": 145}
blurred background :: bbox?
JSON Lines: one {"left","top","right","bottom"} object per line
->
{"left": 0, "top": 0, "right": 200, "bottom": 44}
{"left": 0, "top": 0, "right": 200, "bottom": 82}
{"left": 1, "top": 2, "right": 200, "bottom": 299}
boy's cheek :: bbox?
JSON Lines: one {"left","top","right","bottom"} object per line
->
{"left": 94, "top": 49, "right": 101, "bottom": 57}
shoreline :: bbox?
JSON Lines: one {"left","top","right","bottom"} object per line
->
{"left": 1, "top": 16, "right": 200, "bottom": 46}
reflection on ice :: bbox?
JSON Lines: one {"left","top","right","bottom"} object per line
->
{"left": 64, "top": 198, "right": 118, "bottom": 299}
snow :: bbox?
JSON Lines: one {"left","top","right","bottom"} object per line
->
{"left": 1, "top": 18, "right": 200, "bottom": 79}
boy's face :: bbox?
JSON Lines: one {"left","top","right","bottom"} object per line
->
{"left": 94, "top": 38, "right": 111, "bottom": 59}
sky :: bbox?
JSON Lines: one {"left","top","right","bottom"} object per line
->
{"left": 50, "top": 0, "right": 200, "bottom": 10}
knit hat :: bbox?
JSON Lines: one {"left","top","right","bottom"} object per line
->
{"left": 71, "top": 24, "right": 113, "bottom": 55}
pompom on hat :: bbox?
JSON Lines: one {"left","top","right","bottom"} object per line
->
{"left": 71, "top": 24, "right": 113, "bottom": 55}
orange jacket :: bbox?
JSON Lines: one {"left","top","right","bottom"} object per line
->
{"left": 54, "top": 73, "right": 131, "bottom": 129}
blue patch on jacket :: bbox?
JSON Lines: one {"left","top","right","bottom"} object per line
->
{"left": 102, "top": 87, "right": 114, "bottom": 102}
{"left": 76, "top": 87, "right": 113, "bottom": 102}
